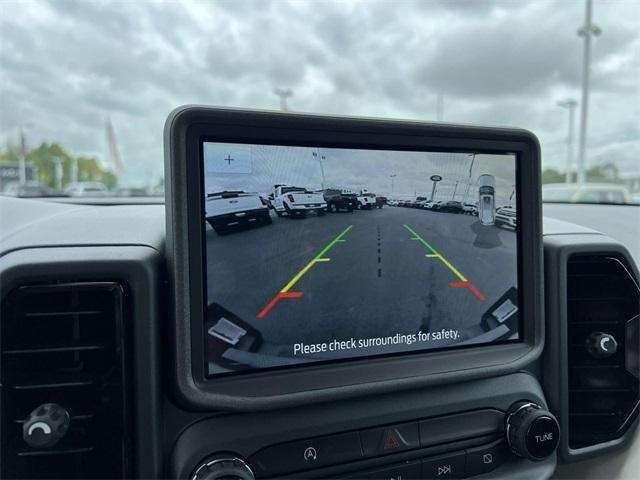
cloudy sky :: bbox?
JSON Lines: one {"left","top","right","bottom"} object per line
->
{"left": 1, "top": 0, "right": 638, "bottom": 186}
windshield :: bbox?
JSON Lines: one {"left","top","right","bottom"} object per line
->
{"left": 0, "top": 1, "right": 638, "bottom": 203}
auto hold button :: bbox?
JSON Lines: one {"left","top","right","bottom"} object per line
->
{"left": 248, "top": 432, "right": 363, "bottom": 477}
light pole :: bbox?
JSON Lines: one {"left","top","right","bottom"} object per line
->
{"left": 452, "top": 181, "right": 459, "bottom": 200}
{"left": 273, "top": 87, "right": 293, "bottom": 111}
{"left": 558, "top": 99, "right": 578, "bottom": 183}
{"left": 462, "top": 152, "right": 476, "bottom": 204}
{"left": 577, "top": 0, "right": 601, "bottom": 185}
{"left": 390, "top": 174, "right": 397, "bottom": 196}
{"left": 312, "top": 150, "right": 326, "bottom": 189}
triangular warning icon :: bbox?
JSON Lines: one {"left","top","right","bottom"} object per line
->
{"left": 383, "top": 430, "right": 401, "bottom": 450}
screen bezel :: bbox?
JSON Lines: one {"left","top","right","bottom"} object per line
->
{"left": 165, "top": 106, "right": 544, "bottom": 410}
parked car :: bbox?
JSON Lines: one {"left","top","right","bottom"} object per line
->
{"left": 114, "top": 187, "right": 151, "bottom": 197}
{"left": 206, "top": 191, "right": 272, "bottom": 235}
{"left": 375, "top": 196, "right": 387, "bottom": 208}
{"left": 387, "top": 199, "right": 399, "bottom": 207}
{"left": 323, "top": 188, "right": 357, "bottom": 212}
{"left": 64, "top": 182, "right": 109, "bottom": 197}
{"left": 2, "top": 181, "right": 68, "bottom": 198}
{"left": 462, "top": 203, "right": 478, "bottom": 215}
{"left": 415, "top": 200, "right": 429, "bottom": 209}
{"left": 404, "top": 200, "right": 416, "bottom": 208}
{"left": 270, "top": 185, "right": 326, "bottom": 217}
{"left": 430, "top": 201, "right": 444, "bottom": 211}
{"left": 414, "top": 196, "right": 428, "bottom": 208}
{"left": 495, "top": 206, "right": 517, "bottom": 229}
{"left": 438, "top": 201, "right": 464, "bottom": 213}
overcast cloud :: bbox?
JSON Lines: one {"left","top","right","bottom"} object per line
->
{"left": 1, "top": 0, "right": 638, "bottom": 185}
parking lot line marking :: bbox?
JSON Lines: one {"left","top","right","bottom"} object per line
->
{"left": 404, "top": 224, "right": 485, "bottom": 301}
{"left": 257, "top": 225, "right": 353, "bottom": 318}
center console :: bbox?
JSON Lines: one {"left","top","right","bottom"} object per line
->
{"left": 171, "top": 374, "right": 559, "bottom": 480}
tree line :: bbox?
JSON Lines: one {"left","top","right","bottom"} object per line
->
{"left": 542, "top": 162, "right": 621, "bottom": 184}
{"left": 0, "top": 142, "right": 117, "bottom": 189}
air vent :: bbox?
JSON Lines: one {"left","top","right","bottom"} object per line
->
{"left": 566, "top": 255, "right": 640, "bottom": 449}
{"left": 1, "top": 282, "right": 131, "bottom": 479}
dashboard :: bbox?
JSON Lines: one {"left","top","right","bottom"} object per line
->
{"left": 0, "top": 196, "right": 638, "bottom": 480}
{"left": 0, "top": 110, "right": 638, "bottom": 480}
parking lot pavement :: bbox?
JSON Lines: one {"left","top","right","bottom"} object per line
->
{"left": 206, "top": 206, "right": 517, "bottom": 362}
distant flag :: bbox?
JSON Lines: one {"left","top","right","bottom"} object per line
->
{"left": 106, "top": 116, "right": 123, "bottom": 173}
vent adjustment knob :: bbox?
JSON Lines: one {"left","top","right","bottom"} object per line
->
{"left": 586, "top": 331, "right": 618, "bottom": 358}
{"left": 505, "top": 402, "right": 560, "bottom": 461}
{"left": 191, "top": 455, "right": 254, "bottom": 480}
{"left": 22, "top": 403, "right": 71, "bottom": 449}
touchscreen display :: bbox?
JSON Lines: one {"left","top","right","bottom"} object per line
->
{"left": 202, "top": 142, "right": 519, "bottom": 376}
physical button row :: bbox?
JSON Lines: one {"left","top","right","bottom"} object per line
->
{"left": 346, "top": 440, "right": 507, "bottom": 479}
{"left": 248, "top": 410, "right": 504, "bottom": 478}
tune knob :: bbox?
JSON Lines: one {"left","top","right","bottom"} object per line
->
{"left": 22, "top": 403, "right": 71, "bottom": 449}
{"left": 191, "top": 455, "right": 254, "bottom": 480}
{"left": 505, "top": 402, "right": 560, "bottom": 461}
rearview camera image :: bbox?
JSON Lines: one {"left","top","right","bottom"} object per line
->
{"left": 202, "top": 142, "right": 519, "bottom": 376}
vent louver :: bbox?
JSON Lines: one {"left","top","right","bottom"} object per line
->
{"left": 1, "top": 282, "right": 131, "bottom": 479}
{"left": 566, "top": 255, "right": 640, "bottom": 449}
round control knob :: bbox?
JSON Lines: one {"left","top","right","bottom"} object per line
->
{"left": 191, "top": 455, "right": 254, "bottom": 480}
{"left": 505, "top": 401, "right": 560, "bottom": 461}
{"left": 22, "top": 403, "right": 71, "bottom": 449}
{"left": 586, "top": 332, "right": 618, "bottom": 358}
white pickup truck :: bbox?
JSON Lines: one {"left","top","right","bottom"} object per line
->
{"left": 206, "top": 191, "right": 272, "bottom": 234}
{"left": 357, "top": 190, "right": 376, "bottom": 210}
{"left": 270, "top": 185, "right": 326, "bottom": 217}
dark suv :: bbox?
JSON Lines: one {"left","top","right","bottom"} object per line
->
{"left": 323, "top": 189, "right": 358, "bottom": 212}
{"left": 438, "top": 201, "right": 463, "bottom": 213}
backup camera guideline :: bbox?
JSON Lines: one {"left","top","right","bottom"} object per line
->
{"left": 257, "top": 224, "right": 353, "bottom": 318}
{"left": 203, "top": 142, "right": 518, "bottom": 375}
{"left": 403, "top": 224, "right": 485, "bottom": 301}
